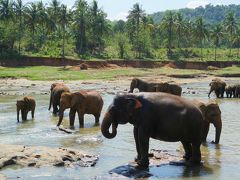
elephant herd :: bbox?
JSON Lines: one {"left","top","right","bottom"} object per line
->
{"left": 15, "top": 78, "right": 224, "bottom": 169}
{"left": 208, "top": 78, "right": 240, "bottom": 98}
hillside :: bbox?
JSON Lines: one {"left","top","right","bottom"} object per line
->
{"left": 151, "top": 4, "right": 240, "bottom": 24}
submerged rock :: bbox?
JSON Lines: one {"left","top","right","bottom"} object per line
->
{"left": 0, "top": 144, "right": 98, "bottom": 169}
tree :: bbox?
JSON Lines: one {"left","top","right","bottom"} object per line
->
{"left": 233, "top": 28, "right": 240, "bottom": 58}
{"left": 211, "top": 24, "right": 224, "bottom": 60}
{"left": 115, "top": 33, "right": 130, "bottom": 59}
{"left": 161, "top": 11, "right": 175, "bottom": 58}
{"left": 174, "top": 12, "right": 186, "bottom": 49}
{"left": 193, "top": 17, "right": 208, "bottom": 60}
{"left": 48, "top": 0, "right": 60, "bottom": 32}
{"left": 58, "top": 4, "right": 70, "bottom": 57}
{"left": 0, "top": 0, "right": 13, "bottom": 21}
{"left": 72, "top": 0, "right": 88, "bottom": 55}
{"left": 13, "top": 0, "right": 26, "bottom": 54}
{"left": 224, "top": 12, "right": 238, "bottom": 56}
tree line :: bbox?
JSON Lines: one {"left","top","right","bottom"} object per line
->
{"left": 0, "top": 0, "right": 240, "bottom": 60}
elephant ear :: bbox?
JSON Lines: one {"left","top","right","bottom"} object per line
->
{"left": 126, "top": 98, "right": 142, "bottom": 113}
{"left": 71, "top": 91, "right": 87, "bottom": 107}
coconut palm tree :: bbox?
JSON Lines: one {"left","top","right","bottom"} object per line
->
{"left": 193, "top": 17, "right": 208, "bottom": 60}
{"left": 211, "top": 24, "right": 224, "bottom": 61}
{"left": 0, "top": 0, "right": 13, "bottom": 21}
{"left": 224, "top": 12, "right": 238, "bottom": 56}
{"left": 58, "top": 4, "right": 70, "bottom": 57}
{"left": 233, "top": 28, "right": 240, "bottom": 58}
{"left": 13, "top": 0, "right": 26, "bottom": 54}
{"left": 48, "top": 0, "right": 60, "bottom": 32}
{"left": 161, "top": 11, "right": 175, "bottom": 58}
{"left": 174, "top": 12, "right": 186, "bottom": 49}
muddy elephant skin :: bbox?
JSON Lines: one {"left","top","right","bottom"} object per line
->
{"left": 16, "top": 96, "right": 36, "bottom": 122}
{"left": 101, "top": 92, "right": 204, "bottom": 168}
{"left": 208, "top": 78, "right": 226, "bottom": 98}
{"left": 193, "top": 101, "right": 222, "bottom": 144}
{"left": 155, "top": 82, "right": 182, "bottom": 96}
{"left": 235, "top": 85, "right": 240, "bottom": 98}
{"left": 57, "top": 90, "right": 103, "bottom": 128}
{"left": 225, "top": 85, "right": 236, "bottom": 98}
{"left": 49, "top": 83, "right": 70, "bottom": 115}
{"left": 128, "top": 78, "right": 160, "bottom": 93}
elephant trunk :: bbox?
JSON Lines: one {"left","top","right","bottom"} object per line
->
{"left": 101, "top": 112, "right": 117, "bottom": 139}
{"left": 57, "top": 107, "right": 65, "bottom": 126}
{"left": 129, "top": 86, "right": 134, "bottom": 93}
{"left": 208, "top": 88, "right": 213, "bottom": 98}
{"left": 48, "top": 93, "right": 52, "bottom": 111}
{"left": 214, "top": 116, "right": 222, "bottom": 144}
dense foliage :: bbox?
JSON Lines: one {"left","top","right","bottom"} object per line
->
{"left": 0, "top": 0, "right": 240, "bottom": 61}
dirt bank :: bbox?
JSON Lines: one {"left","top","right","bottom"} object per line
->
{"left": 1, "top": 57, "right": 240, "bottom": 69}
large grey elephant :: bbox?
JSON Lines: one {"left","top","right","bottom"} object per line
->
{"left": 193, "top": 100, "right": 222, "bottom": 144}
{"left": 129, "top": 78, "right": 182, "bottom": 96}
{"left": 16, "top": 96, "right": 36, "bottom": 122}
{"left": 49, "top": 83, "right": 70, "bottom": 115}
{"left": 208, "top": 78, "right": 226, "bottom": 98}
{"left": 57, "top": 90, "right": 103, "bottom": 128}
{"left": 101, "top": 93, "right": 204, "bottom": 169}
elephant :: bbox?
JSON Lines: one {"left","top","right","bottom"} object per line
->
{"left": 101, "top": 92, "right": 204, "bottom": 169}
{"left": 57, "top": 90, "right": 103, "bottom": 128}
{"left": 16, "top": 96, "right": 36, "bottom": 122}
{"left": 129, "top": 78, "right": 182, "bottom": 96}
{"left": 208, "top": 78, "right": 226, "bottom": 98}
{"left": 225, "top": 85, "right": 236, "bottom": 98}
{"left": 235, "top": 85, "right": 240, "bottom": 98}
{"left": 155, "top": 82, "right": 182, "bottom": 96}
{"left": 48, "top": 83, "right": 70, "bottom": 115}
{"left": 193, "top": 101, "right": 222, "bottom": 144}
{"left": 129, "top": 78, "right": 161, "bottom": 93}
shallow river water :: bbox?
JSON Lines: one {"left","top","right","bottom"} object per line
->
{"left": 0, "top": 80, "right": 240, "bottom": 179}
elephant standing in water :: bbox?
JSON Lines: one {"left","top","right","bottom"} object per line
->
{"left": 49, "top": 83, "right": 70, "bottom": 115}
{"left": 101, "top": 93, "right": 204, "bottom": 169}
{"left": 193, "top": 101, "right": 222, "bottom": 144}
{"left": 208, "top": 78, "right": 226, "bottom": 98}
{"left": 235, "top": 85, "right": 240, "bottom": 98}
{"left": 225, "top": 85, "right": 236, "bottom": 98}
{"left": 129, "top": 78, "right": 182, "bottom": 96}
{"left": 57, "top": 90, "right": 103, "bottom": 129}
{"left": 16, "top": 96, "right": 36, "bottom": 122}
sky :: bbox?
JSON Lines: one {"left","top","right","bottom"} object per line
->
{"left": 24, "top": 0, "right": 240, "bottom": 20}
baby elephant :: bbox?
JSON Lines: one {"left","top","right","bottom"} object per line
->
{"left": 193, "top": 101, "right": 222, "bottom": 144}
{"left": 16, "top": 96, "right": 36, "bottom": 122}
{"left": 57, "top": 90, "right": 103, "bottom": 129}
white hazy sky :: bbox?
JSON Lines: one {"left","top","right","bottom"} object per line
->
{"left": 23, "top": 0, "right": 240, "bottom": 20}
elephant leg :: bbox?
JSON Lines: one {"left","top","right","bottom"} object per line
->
{"left": 31, "top": 108, "right": 35, "bottom": 119}
{"left": 21, "top": 110, "right": 26, "bottom": 120}
{"left": 77, "top": 111, "right": 84, "bottom": 128}
{"left": 137, "top": 128, "right": 150, "bottom": 168}
{"left": 202, "top": 123, "right": 210, "bottom": 143}
{"left": 94, "top": 114, "right": 100, "bottom": 125}
{"left": 52, "top": 99, "right": 58, "bottom": 115}
{"left": 181, "top": 141, "right": 192, "bottom": 161}
{"left": 134, "top": 127, "right": 141, "bottom": 162}
{"left": 190, "top": 142, "right": 201, "bottom": 164}
{"left": 69, "top": 108, "right": 76, "bottom": 129}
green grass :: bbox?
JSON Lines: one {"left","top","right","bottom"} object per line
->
{"left": 1, "top": 66, "right": 239, "bottom": 81}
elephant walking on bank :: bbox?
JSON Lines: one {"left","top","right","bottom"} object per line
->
{"left": 16, "top": 96, "right": 36, "bottom": 122}
{"left": 49, "top": 83, "right": 70, "bottom": 115}
{"left": 101, "top": 93, "right": 204, "bottom": 168}
{"left": 57, "top": 90, "right": 103, "bottom": 129}
{"left": 193, "top": 101, "right": 222, "bottom": 144}
{"left": 129, "top": 78, "right": 182, "bottom": 96}
{"left": 208, "top": 78, "right": 226, "bottom": 98}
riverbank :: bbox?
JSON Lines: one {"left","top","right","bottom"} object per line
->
{"left": 0, "top": 65, "right": 240, "bottom": 81}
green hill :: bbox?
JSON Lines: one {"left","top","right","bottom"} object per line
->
{"left": 151, "top": 4, "right": 240, "bottom": 24}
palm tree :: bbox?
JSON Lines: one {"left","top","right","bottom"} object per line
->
{"left": 224, "top": 12, "right": 238, "bottom": 56}
{"left": 233, "top": 28, "right": 240, "bottom": 58}
{"left": 161, "top": 11, "right": 175, "bottom": 58}
{"left": 13, "top": 0, "right": 26, "bottom": 54}
{"left": 48, "top": 0, "right": 60, "bottom": 32}
{"left": 193, "top": 17, "right": 208, "bottom": 60}
{"left": 174, "top": 12, "right": 186, "bottom": 49}
{"left": 0, "top": 0, "right": 13, "bottom": 21}
{"left": 25, "top": 2, "right": 38, "bottom": 49}
{"left": 72, "top": 0, "right": 88, "bottom": 55}
{"left": 58, "top": 4, "right": 70, "bottom": 57}
{"left": 211, "top": 24, "right": 224, "bottom": 61}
